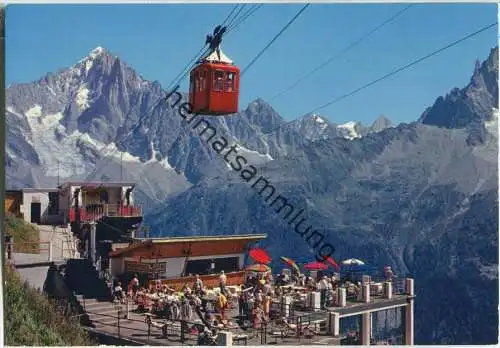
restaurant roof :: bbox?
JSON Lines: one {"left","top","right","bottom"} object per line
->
{"left": 60, "top": 181, "right": 137, "bottom": 188}
{"left": 109, "top": 233, "right": 267, "bottom": 257}
{"left": 138, "top": 234, "right": 267, "bottom": 243}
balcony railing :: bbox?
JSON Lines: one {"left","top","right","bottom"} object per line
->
{"left": 67, "top": 204, "right": 143, "bottom": 223}
{"left": 147, "top": 271, "right": 246, "bottom": 291}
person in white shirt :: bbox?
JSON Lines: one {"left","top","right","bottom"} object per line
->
{"left": 114, "top": 282, "right": 124, "bottom": 302}
{"left": 255, "top": 289, "right": 263, "bottom": 304}
{"left": 219, "top": 271, "right": 227, "bottom": 284}
{"left": 247, "top": 293, "right": 255, "bottom": 322}
{"left": 219, "top": 271, "right": 227, "bottom": 295}
{"left": 266, "top": 272, "right": 273, "bottom": 285}
{"left": 326, "top": 279, "right": 333, "bottom": 306}
{"left": 263, "top": 283, "right": 272, "bottom": 296}
{"left": 384, "top": 266, "right": 394, "bottom": 281}
{"left": 319, "top": 276, "right": 329, "bottom": 309}
{"left": 131, "top": 274, "right": 140, "bottom": 297}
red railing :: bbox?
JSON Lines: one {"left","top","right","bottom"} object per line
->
{"left": 67, "top": 204, "right": 142, "bottom": 223}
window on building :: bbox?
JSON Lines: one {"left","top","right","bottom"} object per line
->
{"left": 185, "top": 259, "right": 213, "bottom": 275}
{"left": 185, "top": 256, "right": 239, "bottom": 275}
{"left": 214, "top": 256, "right": 239, "bottom": 273}
{"left": 48, "top": 192, "right": 59, "bottom": 215}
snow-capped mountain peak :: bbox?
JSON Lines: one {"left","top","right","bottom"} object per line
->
{"left": 90, "top": 46, "right": 105, "bottom": 57}
{"left": 337, "top": 121, "right": 362, "bottom": 140}
{"left": 78, "top": 46, "right": 110, "bottom": 63}
{"left": 311, "top": 114, "right": 326, "bottom": 124}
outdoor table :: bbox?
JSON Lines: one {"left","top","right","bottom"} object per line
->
{"left": 307, "top": 319, "right": 326, "bottom": 333}
{"left": 371, "top": 283, "right": 383, "bottom": 294}
{"left": 233, "top": 334, "right": 248, "bottom": 345}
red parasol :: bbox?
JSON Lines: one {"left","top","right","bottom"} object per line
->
{"left": 249, "top": 248, "right": 271, "bottom": 264}
{"left": 304, "top": 261, "right": 329, "bottom": 271}
{"left": 324, "top": 256, "right": 341, "bottom": 271}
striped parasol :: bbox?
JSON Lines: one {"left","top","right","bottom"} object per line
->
{"left": 246, "top": 263, "right": 271, "bottom": 273}
{"left": 342, "top": 258, "right": 365, "bottom": 266}
{"left": 280, "top": 256, "right": 300, "bottom": 273}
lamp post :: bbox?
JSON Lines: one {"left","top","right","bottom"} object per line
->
{"left": 154, "top": 250, "right": 159, "bottom": 280}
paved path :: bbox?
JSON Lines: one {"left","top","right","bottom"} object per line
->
{"left": 84, "top": 299, "right": 334, "bottom": 346}
{"left": 38, "top": 224, "right": 79, "bottom": 259}
{"left": 12, "top": 252, "right": 52, "bottom": 265}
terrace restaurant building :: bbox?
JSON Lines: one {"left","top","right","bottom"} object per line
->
{"left": 108, "top": 234, "right": 267, "bottom": 289}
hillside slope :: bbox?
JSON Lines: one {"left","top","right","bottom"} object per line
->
{"left": 4, "top": 214, "right": 40, "bottom": 253}
{"left": 4, "top": 264, "right": 95, "bottom": 345}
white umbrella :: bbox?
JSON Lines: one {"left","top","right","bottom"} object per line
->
{"left": 342, "top": 258, "right": 365, "bottom": 266}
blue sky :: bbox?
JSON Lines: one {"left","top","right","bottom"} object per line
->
{"left": 6, "top": 3, "right": 498, "bottom": 125}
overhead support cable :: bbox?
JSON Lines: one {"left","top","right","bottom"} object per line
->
{"left": 240, "top": 4, "right": 310, "bottom": 76}
{"left": 304, "top": 21, "right": 498, "bottom": 115}
{"left": 270, "top": 4, "right": 414, "bottom": 102}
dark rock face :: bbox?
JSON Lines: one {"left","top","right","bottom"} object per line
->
{"left": 6, "top": 44, "right": 498, "bottom": 344}
{"left": 419, "top": 47, "right": 498, "bottom": 129}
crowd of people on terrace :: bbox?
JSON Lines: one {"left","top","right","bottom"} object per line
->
{"left": 110, "top": 265, "right": 396, "bottom": 335}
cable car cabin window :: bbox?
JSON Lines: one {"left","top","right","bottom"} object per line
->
{"left": 197, "top": 72, "right": 203, "bottom": 92}
{"left": 190, "top": 75, "right": 195, "bottom": 95}
{"left": 193, "top": 71, "right": 199, "bottom": 93}
{"left": 214, "top": 70, "right": 225, "bottom": 91}
{"left": 225, "top": 72, "right": 235, "bottom": 92}
{"left": 202, "top": 70, "right": 207, "bottom": 91}
{"left": 198, "top": 71, "right": 204, "bottom": 92}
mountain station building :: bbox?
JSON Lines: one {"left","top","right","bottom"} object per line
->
{"left": 108, "top": 234, "right": 267, "bottom": 290}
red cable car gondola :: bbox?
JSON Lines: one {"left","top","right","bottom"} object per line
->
{"left": 189, "top": 26, "right": 240, "bottom": 116}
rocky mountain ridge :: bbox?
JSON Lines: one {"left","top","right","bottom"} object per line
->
{"left": 5, "top": 45, "right": 499, "bottom": 344}
{"left": 5, "top": 46, "right": 393, "bottom": 194}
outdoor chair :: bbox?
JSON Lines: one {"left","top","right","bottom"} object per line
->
{"left": 144, "top": 313, "right": 171, "bottom": 339}
{"left": 232, "top": 334, "right": 249, "bottom": 345}
{"left": 278, "top": 317, "right": 298, "bottom": 336}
